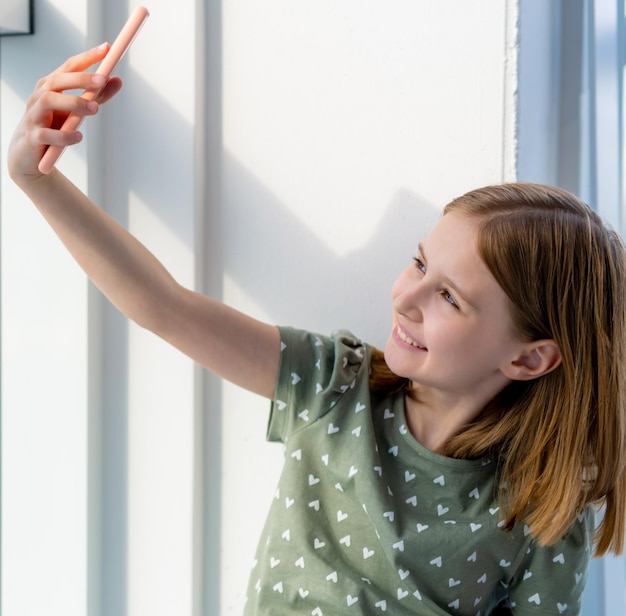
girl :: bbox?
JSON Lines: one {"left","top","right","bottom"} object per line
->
{"left": 8, "top": 46, "right": 626, "bottom": 616}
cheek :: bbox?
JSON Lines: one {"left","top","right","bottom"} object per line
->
{"left": 427, "top": 321, "right": 456, "bottom": 348}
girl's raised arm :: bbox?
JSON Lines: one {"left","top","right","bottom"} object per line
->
{"left": 7, "top": 46, "right": 281, "bottom": 400}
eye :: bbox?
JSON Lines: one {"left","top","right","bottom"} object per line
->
{"left": 441, "top": 289, "right": 459, "bottom": 309}
{"left": 412, "top": 256, "right": 426, "bottom": 274}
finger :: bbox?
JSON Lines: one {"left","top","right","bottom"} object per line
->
{"left": 36, "top": 71, "right": 107, "bottom": 97}
{"left": 30, "top": 89, "right": 99, "bottom": 126}
{"left": 56, "top": 42, "right": 111, "bottom": 74}
{"left": 95, "top": 76, "right": 123, "bottom": 105}
{"left": 31, "top": 126, "right": 84, "bottom": 149}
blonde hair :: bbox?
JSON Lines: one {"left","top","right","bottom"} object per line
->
{"left": 371, "top": 182, "right": 626, "bottom": 555}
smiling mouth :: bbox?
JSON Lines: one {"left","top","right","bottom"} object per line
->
{"left": 396, "top": 324, "right": 427, "bottom": 350}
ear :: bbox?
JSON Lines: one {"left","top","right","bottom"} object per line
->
{"left": 501, "top": 339, "right": 562, "bottom": 381}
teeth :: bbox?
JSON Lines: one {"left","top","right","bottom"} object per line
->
{"left": 397, "top": 325, "right": 423, "bottom": 349}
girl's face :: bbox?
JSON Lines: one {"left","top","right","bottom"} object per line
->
{"left": 385, "top": 212, "right": 525, "bottom": 408}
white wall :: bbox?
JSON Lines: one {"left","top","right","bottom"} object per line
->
{"left": 1, "top": 1, "right": 518, "bottom": 615}
{"left": 1, "top": 1, "right": 197, "bottom": 615}
{"left": 1, "top": 1, "right": 91, "bottom": 614}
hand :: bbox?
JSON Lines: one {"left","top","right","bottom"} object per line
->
{"left": 7, "top": 43, "right": 124, "bottom": 183}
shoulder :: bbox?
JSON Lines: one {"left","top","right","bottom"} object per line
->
{"left": 276, "top": 327, "right": 371, "bottom": 390}
{"left": 268, "top": 327, "right": 374, "bottom": 442}
{"left": 277, "top": 327, "right": 370, "bottom": 360}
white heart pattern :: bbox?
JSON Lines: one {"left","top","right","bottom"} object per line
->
{"left": 248, "top": 331, "right": 586, "bottom": 616}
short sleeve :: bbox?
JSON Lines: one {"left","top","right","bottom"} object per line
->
{"left": 267, "top": 327, "right": 368, "bottom": 443}
{"left": 507, "top": 507, "right": 594, "bottom": 615}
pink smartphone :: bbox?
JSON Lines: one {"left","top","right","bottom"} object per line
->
{"left": 38, "top": 6, "right": 150, "bottom": 174}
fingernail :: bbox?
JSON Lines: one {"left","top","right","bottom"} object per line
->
{"left": 87, "top": 101, "right": 98, "bottom": 112}
{"left": 96, "top": 42, "right": 108, "bottom": 51}
{"left": 91, "top": 74, "right": 106, "bottom": 86}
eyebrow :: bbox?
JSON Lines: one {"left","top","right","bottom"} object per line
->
{"left": 417, "top": 243, "right": 476, "bottom": 309}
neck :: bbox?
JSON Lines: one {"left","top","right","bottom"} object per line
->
{"left": 403, "top": 388, "right": 489, "bottom": 454}
{"left": 404, "top": 372, "right": 512, "bottom": 453}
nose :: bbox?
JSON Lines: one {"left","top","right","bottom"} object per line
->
{"left": 393, "top": 271, "right": 426, "bottom": 321}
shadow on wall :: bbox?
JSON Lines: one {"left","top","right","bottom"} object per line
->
{"left": 105, "top": 69, "right": 442, "bottom": 344}
{"left": 2, "top": 0, "right": 443, "bottom": 346}
{"left": 220, "top": 152, "right": 441, "bottom": 346}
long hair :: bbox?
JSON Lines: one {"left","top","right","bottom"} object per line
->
{"left": 370, "top": 183, "right": 626, "bottom": 555}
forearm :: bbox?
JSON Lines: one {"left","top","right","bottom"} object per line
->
{"left": 15, "top": 168, "right": 178, "bottom": 331}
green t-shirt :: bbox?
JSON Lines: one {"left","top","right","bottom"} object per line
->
{"left": 244, "top": 328, "right": 592, "bottom": 615}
